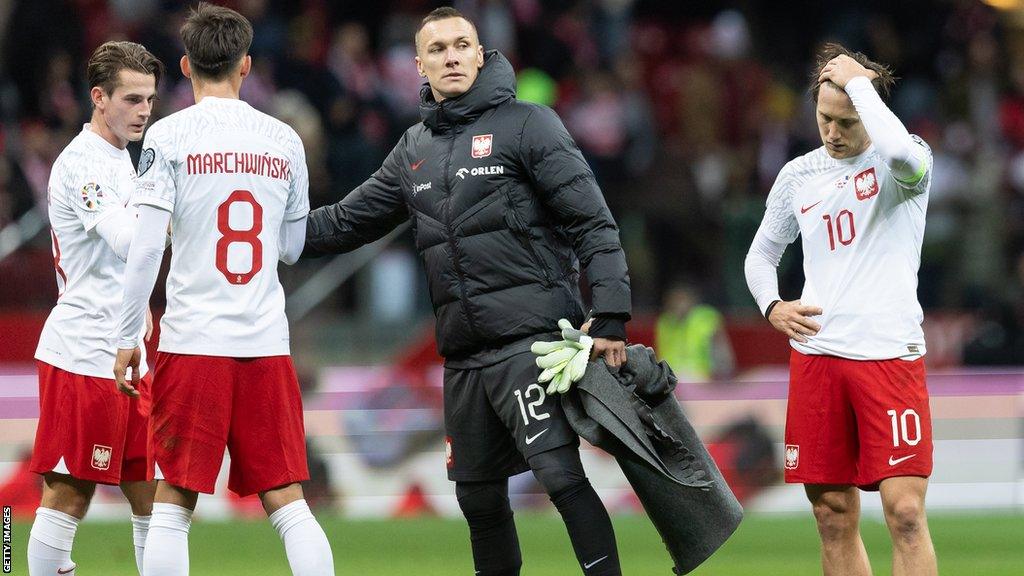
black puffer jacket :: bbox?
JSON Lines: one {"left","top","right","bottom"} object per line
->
{"left": 304, "top": 50, "right": 631, "bottom": 362}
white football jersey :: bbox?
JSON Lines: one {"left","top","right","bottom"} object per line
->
{"left": 36, "top": 125, "right": 149, "bottom": 378}
{"left": 762, "top": 138, "right": 932, "bottom": 360}
{"left": 133, "top": 97, "right": 309, "bottom": 357}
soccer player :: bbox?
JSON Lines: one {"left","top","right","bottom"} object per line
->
{"left": 29, "top": 41, "right": 162, "bottom": 576}
{"left": 304, "top": 7, "right": 630, "bottom": 576}
{"left": 112, "top": 4, "right": 333, "bottom": 575}
{"left": 745, "top": 44, "right": 937, "bottom": 576}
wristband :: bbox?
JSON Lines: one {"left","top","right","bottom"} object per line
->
{"left": 764, "top": 300, "right": 781, "bottom": 321}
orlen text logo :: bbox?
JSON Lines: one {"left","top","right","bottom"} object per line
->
{"left": 456, "top": 165, "right": 504, "bottom": 180}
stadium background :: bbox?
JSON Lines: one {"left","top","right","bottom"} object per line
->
{"left": 0, "top": 0, "right": 1020, "bottom": 574}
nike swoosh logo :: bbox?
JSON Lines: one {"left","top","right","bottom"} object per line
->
{"left": 800, "top": 200, "right": 823, "bottom": 214}
{"left": 888, "top": 454, "right": 917, "bottom": 466}
{"left": 411, "top": 159, "right": 426, "bottom": 170}
{"left": 525, "top": 428, "right": 548, "bottom": 445}
{"left": 57, "top": 566, "right": 77, "bottom": 574}
{"left": 583, "top": 555, "right": 609, "bottom": 570}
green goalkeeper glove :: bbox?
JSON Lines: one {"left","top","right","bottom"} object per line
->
{"left": 530, "top": 339, "right": 580, "bottom": 355}
{"left": 546, "top": 363, "right": 573, "bottom": 395}
{"left": 532, "top": 319, "right": 595, "bottom": 394}
{"left": 558, "top": 318, "right": 586, "bottom": 342}
{"left": 555, "top": 318, "right": 594, "bottom": 384}
{"left": 534, "top": 345, "right": 578, "bottom": 370}
{"left": 531, "top": 325, "right": 579, "bottom": 391}
{"left": 532, "top": 338, "right": 576, "bottom": 389}
{"left": 565, "top": 333, "right": 593, "bottom": 383}
{"left": 538, "top": 359, "right": 570, "bottom": 384}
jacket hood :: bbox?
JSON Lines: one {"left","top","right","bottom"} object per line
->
{"left": 420, "top": 50, "right": 516, "bottom": 132}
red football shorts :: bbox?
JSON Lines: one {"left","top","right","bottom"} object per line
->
{"left": 30, "top": 361, "right": 151, "bottom": 485}
{"left": 149, "top": 352, "right": 309, "bottom": 496}
{"left": 785, "top": 350, "right": 933, "bottom": 490}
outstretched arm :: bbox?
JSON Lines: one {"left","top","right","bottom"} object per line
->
{"left": 304, "top": 139, "right": 409, "bottom": 257}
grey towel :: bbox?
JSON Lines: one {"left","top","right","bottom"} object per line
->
{"left": 562, "top": 345, "right": 743, "bottom": 574}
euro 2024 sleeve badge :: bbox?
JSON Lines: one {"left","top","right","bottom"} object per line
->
{"left": 80, "top": 182, "right": 104, "bottom": 211}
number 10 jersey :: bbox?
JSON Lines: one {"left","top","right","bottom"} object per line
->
{"left": 761, "top": 138, "right": 932, "bottom": 361}
{"left": 133, "top": 96, "right": 309, "bottom": 357}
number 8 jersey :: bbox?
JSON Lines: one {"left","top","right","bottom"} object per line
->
{"left": 761, "top": 137, "right": 932, "bottom": 360}
{"left": 134, "top": 96, "right": 309, "bottom": 357}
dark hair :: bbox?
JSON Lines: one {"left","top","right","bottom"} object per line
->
{"left": 809, "top": 42, "right": 896, "bottom": 103}
{"left": 180, "top": 2, "right": 253, "bottom": 80}
{"left": 415, "top": 6, "right": 478, "bottom": 48}
{"left": 87, "top": 41, "right": 164, "bottom": 97}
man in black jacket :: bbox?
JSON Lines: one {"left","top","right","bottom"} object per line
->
{"left": 304, "top": 8, "right": 630, "bottom": 575}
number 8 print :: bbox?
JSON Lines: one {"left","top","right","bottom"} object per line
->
{"left": 216, "top": 189, "right": 263, "bottom": 285}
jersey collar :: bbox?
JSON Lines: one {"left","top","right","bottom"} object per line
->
{"left": 827, "top": 143, "right": 876, "bottom": 166}
{"left": 81, "top": 124, "right": 129, "bottom": 159}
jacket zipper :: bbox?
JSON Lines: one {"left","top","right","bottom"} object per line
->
{"left": 505, "top": 193, "right": 554, "bottom": 286}
{"left": 443, "top": 130, "right": 481, "bottom": 337}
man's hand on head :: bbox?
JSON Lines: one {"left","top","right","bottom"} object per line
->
{"left": 768, "top": 300, "right": 823, "bottom": 343}
{"left": 818, "top": 54, "right": 878, "bottom": 90}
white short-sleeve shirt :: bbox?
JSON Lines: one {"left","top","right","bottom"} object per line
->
{"left": 36, "top": 125, "right": 148, "bottom": 378}
{"left": 133, "top": 97, "right": 309, "bottom": 357}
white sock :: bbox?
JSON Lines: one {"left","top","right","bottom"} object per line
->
{"left": 131, "top": 514, "right": 151, "bottom": 575}
{"left": 142, "top": 503, "right": 192, "bottom": 576}
{"left": 28, "top": 507, "right": 79, "bottom": 576}
{"left": 268, "top": 499, "right": 334, "bottom": 576}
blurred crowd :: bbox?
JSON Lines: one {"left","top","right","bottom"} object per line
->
{"left": 1, "top": 0, "right": 1023, "bottom": 363}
